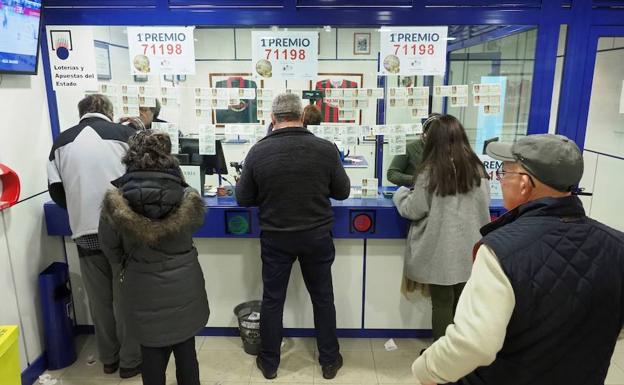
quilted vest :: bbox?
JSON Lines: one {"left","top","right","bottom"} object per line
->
{"left": 461, "top": 196, "right": 624, "bottom": 385}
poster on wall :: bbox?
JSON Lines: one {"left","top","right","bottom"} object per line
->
{"left": 251, "top": 31, "right": 318, "bottom": 80}
{"left": 47, "top": 26, "right": 98, "bottom": 91}
{"left": 475, "top": 76, "right": 507, "bottom": 154}
{"left": 127, "top": 27, "right": 196, "bottom": 75}
{"left": 379, "top": 27, "right": 448, "bottom": 76}
{"left": 478, "top": 155, "right": 503, "bottom": 200}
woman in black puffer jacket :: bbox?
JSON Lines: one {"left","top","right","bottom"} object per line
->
{"left": 99, "top": 130, "right": 209, "bottom": 385}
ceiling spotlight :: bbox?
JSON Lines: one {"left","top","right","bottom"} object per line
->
{"left": 271, "top": 25, "right": 279, "bottom": 32}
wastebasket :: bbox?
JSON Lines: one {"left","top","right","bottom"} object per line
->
{"left": 39, "top": 262, "right": 77, "bottom": 370}
{"left": 233, "top": 300, "right": 262, "bottom": 356}
{"left": 0, "top": 325, "right": 20, "bottom": 385}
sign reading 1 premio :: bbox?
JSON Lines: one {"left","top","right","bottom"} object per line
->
{"left": 127, "top": 27, "right": 196, "bottom": 75}
{"left": 380, "top": 27, "right": 448, "bottom": 76}
{"left": 251, "top": 31, "right": 318, "bottom": 80}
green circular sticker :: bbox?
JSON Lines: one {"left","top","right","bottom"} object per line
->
{"left": 228, "top": 215, "right": 249, "bottom": 235}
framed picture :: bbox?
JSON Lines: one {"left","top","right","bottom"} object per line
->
{"left": 177, "top": 74, "right": 187, "bottom": 82}
{"left": 94, "top": 41, "right": 111, "bottom": 81}
{"left": 163, "top": 74, "right": 175, "bottom": 82}
{"left": 133, "top": 74, "right": 148, "bottom": 83}
{"left": 309, "top": 73, "right": 365, "bottom": 125}
{"left": 209, "top": 73, "right": 264, "bottom": 125}
{"left": 353, "top": 33, "right": 371, "bottom": 55}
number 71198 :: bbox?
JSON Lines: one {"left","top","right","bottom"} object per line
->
{"left": 394, "top": 44, "right": 435, "bottom": 56}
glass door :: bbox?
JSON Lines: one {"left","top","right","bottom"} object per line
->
{"left": 574, "top": 26, "right": 624, "bottom": 230}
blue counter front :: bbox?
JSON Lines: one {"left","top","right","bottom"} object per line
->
{"left": 45, "top": 192, "right": 505, "bottom": 338}
{"left": 44, "top": 192, "right": 506, "bottom": 239}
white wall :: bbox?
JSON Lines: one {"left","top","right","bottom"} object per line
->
{"left": 0, "top": 57, "right": 66, "bottom": 371}
{"left": 581, "top": 40, "right": 624, "bottom": 231}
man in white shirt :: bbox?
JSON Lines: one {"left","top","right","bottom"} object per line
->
{"left": 411, "top": 134, "right": 624, "bottom": 385}
{"left": 47, "top": 94, "right": 141, "bottom": 379}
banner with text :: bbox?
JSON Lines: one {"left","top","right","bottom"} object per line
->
{"left": 127, "top": 27, "right": 196, "bottom": 75}
{"left": 47, "top": 26, "right": 98, "bottom": 91}
{"left": 380, "top": 27, "right": 448, "bottom": 76}
{"left": 478, "top": 155, "right": 503, "bottom": 200}
{"left": 251, "top": 31, "right": 318, "bottom": 80}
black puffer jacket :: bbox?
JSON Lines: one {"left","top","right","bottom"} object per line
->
{"left": 99, "top": 169, "right": 209, "bottom": 347}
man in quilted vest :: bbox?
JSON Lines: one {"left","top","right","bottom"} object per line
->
{"left": 411, "top": 134, "right": 624, "bottom": 385}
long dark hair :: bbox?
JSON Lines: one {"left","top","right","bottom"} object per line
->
{"left": 416, "top": 115, "right": 485, "bottom": 196}
{"left": 122, "top": 130, "right": 180, "bottom": 171}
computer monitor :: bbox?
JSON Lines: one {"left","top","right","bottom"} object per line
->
{"left": 178, "top": 138, "right": 228, "bottom": 195}
{"left": 178, "top": 138, "right": 228, "bottom": 175}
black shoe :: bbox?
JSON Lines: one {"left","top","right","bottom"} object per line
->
{"left": 119, "top": 364, "right": 142, "bottom": 379}
{"left": 103, "top": 361, "right": 119, "bottom": 374}
{"left": 256, "top": 356, "right": 277, "bottom": 380}
{"left": 322, "top": 353, "right": 343, "bottom": 380}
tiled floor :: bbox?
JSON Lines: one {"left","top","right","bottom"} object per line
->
{"left": 41, "top": 334, "right": 624, "bottom": 385}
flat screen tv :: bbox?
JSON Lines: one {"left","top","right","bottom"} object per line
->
{"left": 0, "top": 0, "right": 42, "bottom": 74}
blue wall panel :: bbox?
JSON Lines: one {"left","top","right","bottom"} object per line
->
{"left": 425, "top": 0, "right": 542, "bottom": 7}
{"left": 45, "top": 0, "right": 156, "bottom": 6}
{"left": 298, "top": 0, "right": 413, "bottom": 6}
{"left": 169, "top": 0, "right": 285, "bottom": 6}
{"left": 592, "top": 0, "right": 624, "bottom": 6}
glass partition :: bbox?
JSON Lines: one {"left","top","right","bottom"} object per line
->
{"left": 382, "top": 26, "right": 537, "bottom": 186}
{"left": 50, "top": 25, "right": 538, "bottom": 194}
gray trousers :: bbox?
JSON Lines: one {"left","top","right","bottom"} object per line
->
{"left": 78, "top": 247, "right": 141, "bottom": 367}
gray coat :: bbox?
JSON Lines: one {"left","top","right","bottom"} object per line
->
{"left": 393, "top": 173, "right": 491, "bottom": 285}
{"left": 99, "top": 171, "right": 209, "bottom": 347}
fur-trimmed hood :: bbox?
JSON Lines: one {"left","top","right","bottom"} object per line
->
{"left": 101, "top": 187, "right": 205, "bottom": 245}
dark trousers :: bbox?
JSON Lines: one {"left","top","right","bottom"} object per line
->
{"left": 140, "top": 337, "right": 199, "bottom": 385}
{"left": 77, "top": 246, "right": 141, "bottom": 368}
{"left": 430, "top": 283, "right": 466, "bottom": 341}
{"left": 259, "top": 230, "right": 340, "bottom": 371}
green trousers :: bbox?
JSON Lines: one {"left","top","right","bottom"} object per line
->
{"left": 429, "top": 283, "right": 466, "bottom": 341}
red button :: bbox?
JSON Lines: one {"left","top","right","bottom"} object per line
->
{"left": 353, "top": 214, "right": 373, "bottom": 232}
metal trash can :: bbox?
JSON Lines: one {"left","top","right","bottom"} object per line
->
{"left": 233, "top": 300, "right": 262, "bottom": 356}
{"left": 39, "top": 262, "right": 77, "bottom": 369}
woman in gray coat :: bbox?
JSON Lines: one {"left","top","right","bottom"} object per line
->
{"left": 99, "top": 130, "right": 209, "bottom": 385}
{"left": 393, "top": 115, "right": 490, "bottom": 342}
